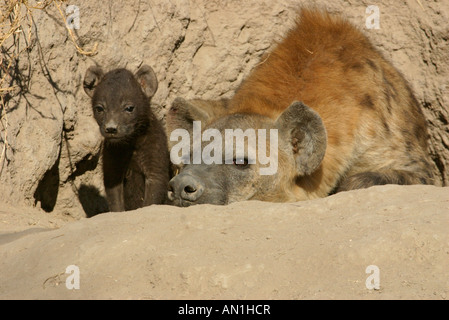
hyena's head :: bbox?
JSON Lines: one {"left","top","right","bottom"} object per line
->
{"left": 166, "top": 98, "right": 327, "bottom": 206}
{"left": 83, "top": 65, "right": 158, "bottom": 143}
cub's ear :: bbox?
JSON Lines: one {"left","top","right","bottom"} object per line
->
{"left": 275, "top": 101, "right": 327, "bottom": 176}
{"left": 83, "top": 66, "right": 104, "bottom": 98}
{"left": 135, "top": 65, "right": 158, "bottom": 98}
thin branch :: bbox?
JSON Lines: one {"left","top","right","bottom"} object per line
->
{"left": 0, "top": 95, "right": 9, "bottom": 177}
{"left": 53, "top": 0, "right": 98, "bottom": 56}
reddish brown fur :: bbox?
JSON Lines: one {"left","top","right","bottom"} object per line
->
{"left": 226, "top": 9, "right": 438, "bottom": 198}
{"left": 167, "top": 8, "right": 438, "bottom": 206}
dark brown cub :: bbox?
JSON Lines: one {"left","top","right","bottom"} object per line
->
{"left": 83, "top": 65, "right": 170, "bottom": 212}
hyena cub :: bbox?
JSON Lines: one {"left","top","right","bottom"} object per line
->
{"left": 83, "top": 65, "right": 170, "bottom": 211}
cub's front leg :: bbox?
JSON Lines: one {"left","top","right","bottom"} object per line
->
{"left": 102, "top": 146, "right": 129, "bottom": 212}
{"left": 105, "top": 181, "right": 125, "bottom": 212}
{"left": 143, "top": 173, "right": 169, "bottom": 206}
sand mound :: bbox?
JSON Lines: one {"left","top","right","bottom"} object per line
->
{"left": 1, "top": 185, "right": 448, "bottom": 299}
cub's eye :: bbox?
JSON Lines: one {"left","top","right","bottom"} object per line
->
{"left": 94, "top": 105, "right": 104, "bottom": 113}
{"left": 233, "top": 158, "right": 249, "bottom": 168}
{"left": 124, "top": 105, "right": 135, "bottom": 113}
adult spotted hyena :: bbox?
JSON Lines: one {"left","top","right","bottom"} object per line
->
{"left": 167, "top": 9, "right": 438, "bottom": 206}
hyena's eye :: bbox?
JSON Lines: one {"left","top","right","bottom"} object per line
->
{"left": 124, "top": 105, "right": 135, "bottom": 113}
{"left": 94, "top": 105, "right": 104, "bottom": 113}
{"left": 233, "top": 158, "right": 249, "bottom": 168}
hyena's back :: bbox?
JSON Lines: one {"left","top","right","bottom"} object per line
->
{"left": 229, "top": 8, "right": 439, "bottom": 194}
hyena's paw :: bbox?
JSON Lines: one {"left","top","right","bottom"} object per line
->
{"left": 336, "top": 170, "right": 434, "bottom": 193}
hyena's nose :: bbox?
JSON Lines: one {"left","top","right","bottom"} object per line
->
{"left": 168, "top": 174, "right": 204, "bottom": 203}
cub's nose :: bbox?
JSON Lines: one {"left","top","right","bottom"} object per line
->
{"left": 105, "top": 126, "right": 117, "bottom": 134}
{"left": 168, "top": 174, "right": 205, "bottom": 203}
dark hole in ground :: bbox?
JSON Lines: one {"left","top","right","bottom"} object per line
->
{"left": 33, "top": 152, "right": 109, "bottom": 216}
{"left": 33, "top": 157, "right": 60, "bottom": 212}
{"left": 78, "top": 184, "right": 108, "bottom": 218}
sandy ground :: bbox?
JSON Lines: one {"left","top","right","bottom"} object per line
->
{"left": 1, "top": 184, "right": 448, "bottom": 300}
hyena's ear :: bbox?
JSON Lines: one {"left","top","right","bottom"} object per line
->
{"left": 83, "top": 66, "right": 104, "bottom": 98}
{"left": 165, "top": 98, "right": 216, "bottom": 173}
{"left": 275, "top": 101, "right": 327, "bottom": 176}
{"left": 135, "top": 65, "right": 158, "bottom": 98}
{"left": 166, "top": 97, "right": 229, "bottom": 137}
{"left": 166, "top": 98, "right": 229, "bottom": 167}
{"left": 166, "top": 98, "right": 211, "bottom": 143}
